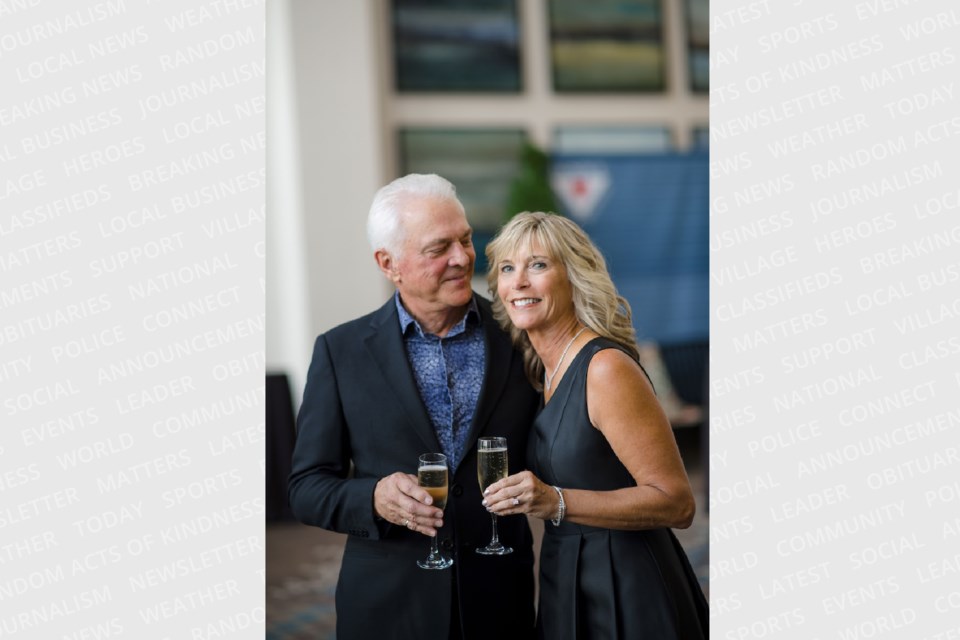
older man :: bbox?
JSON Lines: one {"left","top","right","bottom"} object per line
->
{"left": 289, "top": 174, "right": 538, "bottom": 640}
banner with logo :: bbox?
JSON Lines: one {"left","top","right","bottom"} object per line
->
{"left": 551, "top": 153, "right": 709, "bottom": 343}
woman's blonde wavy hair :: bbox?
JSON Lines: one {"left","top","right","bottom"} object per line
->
{"left": 485, "top": 212, "right": 639, "bottom": 390}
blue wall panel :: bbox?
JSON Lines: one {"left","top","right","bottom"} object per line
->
{"left": 551, "top": 153, "right": 709, "bottom": 344}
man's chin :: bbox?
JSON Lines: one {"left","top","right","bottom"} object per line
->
{"left": 443, "top": 283, "right": 473, "bottom": 306}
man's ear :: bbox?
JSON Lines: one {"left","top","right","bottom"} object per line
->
{"left": 375, "top": 249, "right": 400, "bottom": 283}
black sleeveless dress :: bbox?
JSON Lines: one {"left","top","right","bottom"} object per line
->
{"left": 529, "top": 338, "right": 708, "bottom": 639}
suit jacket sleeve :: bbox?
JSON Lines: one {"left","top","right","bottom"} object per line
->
{"left": 288, "top": 333, "right": 382, "bottom": 540}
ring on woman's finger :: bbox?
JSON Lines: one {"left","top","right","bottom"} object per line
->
{"left": 512, "top": 497, "right": 520, "bottom": 506}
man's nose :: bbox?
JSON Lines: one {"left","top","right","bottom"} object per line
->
{"left": 448, "top": 242, "right": 469, "bottom": 266}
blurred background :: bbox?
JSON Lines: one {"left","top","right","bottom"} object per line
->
{"left": 265, "top": 1, "right": 708, "bottom": 637}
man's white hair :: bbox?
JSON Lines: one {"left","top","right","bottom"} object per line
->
{"left": 366, "top": 174, "right": 464, "bottom": 256}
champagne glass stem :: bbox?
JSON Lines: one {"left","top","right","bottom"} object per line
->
{"left": 490, "top": 513, "right": 499, "bottom": 546}
{"left": 429, "top": 534, "right": 440, "bottom": 561}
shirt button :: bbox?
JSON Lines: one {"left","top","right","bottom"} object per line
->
{"left": 451, "top": 484, "right": 463, "bottom": 497}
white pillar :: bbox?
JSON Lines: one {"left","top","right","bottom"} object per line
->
{"left": 267, "top": 0, "right": 390, "bottom": 406}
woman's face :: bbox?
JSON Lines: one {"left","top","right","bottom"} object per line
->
{"left": 496, "top": 240, "right": 575, "bottom": 333}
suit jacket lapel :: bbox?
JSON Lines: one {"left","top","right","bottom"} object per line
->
{"left": 464, "top": 302, "right": 513, "bottom": 448}
{"left": 363, "top": 300, "right": 441, "bottom": 453}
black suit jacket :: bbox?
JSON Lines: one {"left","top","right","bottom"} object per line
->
{"left": 289, "top": 295, "right": 539, "bottom": 640}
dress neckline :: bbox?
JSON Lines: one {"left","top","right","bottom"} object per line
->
{"left": 542, "top": 336, "right": 606, "bottom": 407}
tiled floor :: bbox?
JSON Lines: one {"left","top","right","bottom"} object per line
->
{"left": 266, "top": 428, "right": 708, "bottom": 639}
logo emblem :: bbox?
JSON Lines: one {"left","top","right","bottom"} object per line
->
{"left": 551, "top": 166, "right": 610, "bottom": 222}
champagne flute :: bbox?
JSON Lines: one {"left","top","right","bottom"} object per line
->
{"left": 416, "top": 453, "right": 453, "bottom": 570}
{"left": 476, "top": 437, "right": 512, "bottom": 555}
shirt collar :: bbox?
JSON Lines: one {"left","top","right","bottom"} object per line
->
{"left": 395, "top": 291, "right": 480, "bottom": 338}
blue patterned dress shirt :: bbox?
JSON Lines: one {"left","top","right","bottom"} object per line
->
{"left": 396, "top": 292, "right": 485, "bottom": 471}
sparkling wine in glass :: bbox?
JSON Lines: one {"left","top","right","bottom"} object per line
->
{"left": 416, "top": 453, "right": 453, "bottom": 570}
{"left": 476, "top": 437, "right": 512, "bottom": 555}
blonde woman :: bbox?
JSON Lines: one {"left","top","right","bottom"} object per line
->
{"left": 483, "top": 212, "right": 707, "bottom": 639}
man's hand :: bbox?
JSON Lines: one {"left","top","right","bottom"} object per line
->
{"left": 374, "top": 472, "right": 444, "bottom": 536}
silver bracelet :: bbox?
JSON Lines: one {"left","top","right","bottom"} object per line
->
{"left": 550, "top": 486, "right": 565, "bottom": 526}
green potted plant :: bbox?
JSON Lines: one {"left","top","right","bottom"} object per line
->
{"left": 504, "top": 142, "right": 559, "bottom": 223}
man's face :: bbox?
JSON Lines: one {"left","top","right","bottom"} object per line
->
{"left": 386, "top": 196, "right": 476, "bottom": 317}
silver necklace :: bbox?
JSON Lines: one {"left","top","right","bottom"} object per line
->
{"left": 544, "top": 326, "right": 587, "bottom": 392}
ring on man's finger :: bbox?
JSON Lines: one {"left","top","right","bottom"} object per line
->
{"left": 402, "top": 518, "right": 409, "bottom": 528}
{"left": 512, "top": 497, "right": 520, "bottom": 506}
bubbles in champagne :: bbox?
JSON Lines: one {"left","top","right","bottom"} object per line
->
{"left": 419, "top": 465, "right": 448, "bottom": 510}
{"left": 477, "top": 448, "right": 508, "bottom": 492}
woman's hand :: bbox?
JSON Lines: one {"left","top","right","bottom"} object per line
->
{"left": 482, "top": 470, "right": 559, "bottom": 521}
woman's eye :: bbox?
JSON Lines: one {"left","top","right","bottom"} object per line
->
{"left": 500, "top": 264, "right": 513, "bottom": 273}
{"left": 532, "top": 261, "right": 547, "bottom": 269}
